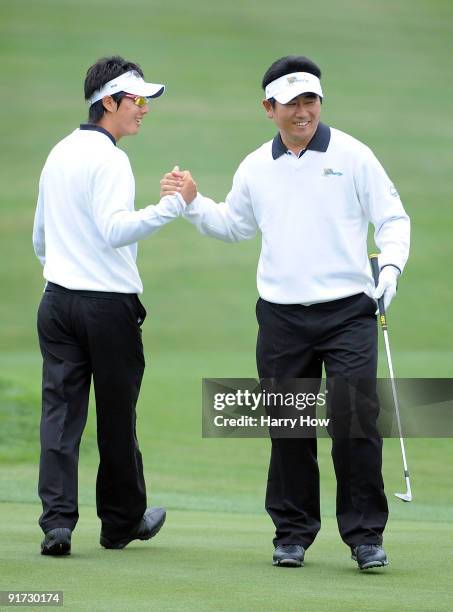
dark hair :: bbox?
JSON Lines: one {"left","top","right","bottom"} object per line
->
{"left": 262, "top": 55, "right": 322, "bottom": 107}
{"left": 84, "top": 55, "right": 144, "bottom": 124}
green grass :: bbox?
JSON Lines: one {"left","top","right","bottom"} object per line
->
{"left": 1, "top": 503, "right": 453, "bottom": 612}
{"left": 1, "top": 0, "right": 453, "bottom": 609}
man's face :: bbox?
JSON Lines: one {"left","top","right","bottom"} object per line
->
{"left": 263, "top": 93, "right": 321, "bottom": 151}
{"left": 102, "top": 95, "right": 149, "bottom": 140}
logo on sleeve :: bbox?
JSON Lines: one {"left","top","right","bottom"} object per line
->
{"left": 390, "top": 184, "right": 400, "bottom": 198}
{"left": 323, "top": 168, "right": 343, "bottom": 177}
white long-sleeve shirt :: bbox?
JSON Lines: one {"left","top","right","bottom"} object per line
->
{"left": 33, "top": 125, "right": 184, "bottom": 293}
{"left": 182, "top": 123, "right": 410, "bottom": 304}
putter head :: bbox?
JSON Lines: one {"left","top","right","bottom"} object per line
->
{"left": 395, "top": 492, "right": 412, "bottom": 502}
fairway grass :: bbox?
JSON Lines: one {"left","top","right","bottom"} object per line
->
{"left": 1, "top": 503, "right": 452, "bottom": 611}
{"left": 2, "top": 0, "right": 453, "bottom": 610}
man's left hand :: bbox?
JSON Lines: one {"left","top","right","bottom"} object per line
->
{"left": 373, "top": 265, "right": 399, "bottom": 310}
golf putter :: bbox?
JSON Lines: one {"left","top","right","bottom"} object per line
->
{"left": 370, "top": 254, "right": 413, "bottom": 502}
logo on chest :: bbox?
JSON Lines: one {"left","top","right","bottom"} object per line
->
{"left": 323, "top": 168, "right": 343, "bottom": 177}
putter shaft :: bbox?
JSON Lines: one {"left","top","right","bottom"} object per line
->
{"left": 369, "top": 254, "right": 413, "bottom": 502}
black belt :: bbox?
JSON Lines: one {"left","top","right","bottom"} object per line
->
{"left": 45, "top": 282, "right": 137, "bottom": 300}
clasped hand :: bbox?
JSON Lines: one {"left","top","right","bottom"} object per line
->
{"left": 160, "top": 166, "right": 197, "bottom": 204}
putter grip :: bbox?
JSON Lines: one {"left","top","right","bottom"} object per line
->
{"left": 369, "top": 254, "right": 387, "bottom": 326}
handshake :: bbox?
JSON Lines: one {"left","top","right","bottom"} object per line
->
{"left": 160, "top": 166, "right": 197, "bottom": 205}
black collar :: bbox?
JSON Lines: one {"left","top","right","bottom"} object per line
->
{"left": 272, "top": 122, "right": 331, "bottom": 159}
{"left": 80, "top": 124, "right": 116, "bottom": 146}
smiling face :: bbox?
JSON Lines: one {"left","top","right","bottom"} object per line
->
{"left": 263, "top": 93, "right": 321, "bottom": 154}
{"left": 97, "top": 94, "right": 149, "bottom": 141}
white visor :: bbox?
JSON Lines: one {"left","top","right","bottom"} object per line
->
{"left": 265, "top": 72, "right": 323, "bottom": 104}
{"left": 89, "top": 70, "right": 165, "bottom": 106}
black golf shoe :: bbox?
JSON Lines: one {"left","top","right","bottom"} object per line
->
{"left": 41, "top": 527, "right": 72, "bottom": 556}
{"left": 351, "top": 544, "right": 389, "bottom": 570}
{"left": 272, "top": 544, "right": 305, "bottom": 567}
{"left": 100, "top": 507, "right": 166, "bottom": 549}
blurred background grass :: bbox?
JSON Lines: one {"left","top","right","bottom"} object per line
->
{"left": 1, "top": 0, "right": 452, "bottom": 559}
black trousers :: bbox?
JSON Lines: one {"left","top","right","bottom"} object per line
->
{"left": 256, "top": 293, "right": 388, "bottom": 549}
{"left": 37, "top": 283, "right": 147, "bottom": 539}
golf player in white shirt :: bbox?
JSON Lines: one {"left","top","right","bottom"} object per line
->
{"left": 33, "top": 55, "right": 196, "bottom": 556}
{"left": 160, "top": 55, "right": 410, "bottom": 570}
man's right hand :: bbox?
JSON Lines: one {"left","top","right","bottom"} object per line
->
{"left": 160, "top": 166, "right": 197, "bottom": 204}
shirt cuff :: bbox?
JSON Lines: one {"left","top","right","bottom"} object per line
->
{"left": 159, "top": 193, "right": 186, "bottom": 214}
{"left": 181, "top": 192, "right": 204, "bottom": 217}
{"left": 377, "top": 253, "right": 405, "bottom": 275}
{"left": 380, "top": 263, "right": 401, "bottom": 275}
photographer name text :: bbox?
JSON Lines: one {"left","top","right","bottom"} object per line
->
{"left": 213, "top": 415, "right": 330, "bottom": 428}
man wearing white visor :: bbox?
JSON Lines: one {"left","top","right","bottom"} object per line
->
{"left": 33, "top": 55, "right": 196, "bottom": 556}
{"left": 160, "top": 55, "right": 410, "bottom": 570}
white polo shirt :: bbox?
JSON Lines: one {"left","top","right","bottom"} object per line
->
{"left": 33, "top": 125, "right": 184, "bottom": 293}
{"left": 182, "top": 123, "right": 410, "bottom": 304}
